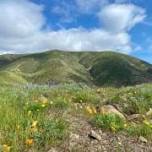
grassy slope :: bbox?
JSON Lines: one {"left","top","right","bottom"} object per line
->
{"left": 0, "top": 83, "right": 152, "bottom": 151}
{"left": 0, "top": 51, "right": 152, "bottom": 151}
{"left": 0, "top": 50, "right": 152, "bottom": 86}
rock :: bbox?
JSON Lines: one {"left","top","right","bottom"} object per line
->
{"left": 47, "top": 149, "right": 57, "bottom": 152}
{"left": 47, "top": 148, "right": 57, "bottom": 152}
{"left": 127, "top": 114, "right": 144, "bottom": 122}
{"left": 139, "top": 136, "right": 147, "bottom": 143}
{"left": 88, "top": 130, "right": 101, "bottom": 141}
{"left": 99, "top": 105, "right": 126, "bottom": 120}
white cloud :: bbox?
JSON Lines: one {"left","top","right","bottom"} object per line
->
{"left": 0, "top": 0, "right": 146, "bottom": 54}
{"left": 0, "top": 0, "right": 44, "bottom": 38}
{"left": 40, "top": 28, "right": 131, "bottom": 53}
{"left": 99, "top": 4, "right": 146, "bottom": 33}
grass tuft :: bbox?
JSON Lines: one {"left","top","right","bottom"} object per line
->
{"left": 92, "top": 114, "right": 125, "bottom": 132}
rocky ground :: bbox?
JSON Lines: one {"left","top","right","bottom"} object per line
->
{"left": 47, "top": 112, "right": 152, "bottom": 152}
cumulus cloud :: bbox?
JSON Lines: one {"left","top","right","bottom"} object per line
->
{"left": 0, "top": 0, "right": 146, "bottom": 54}
{"left": 99, "top": 4, "right": 146, "bottom": 33}
{"left": 74, "top": 0, "right": 136, "bottom": 13}
{"left": 0, "top": 0, "right": 44, "bottom": 38}
{"left": 40, "top": 28, "right": 131, "bottom": 52}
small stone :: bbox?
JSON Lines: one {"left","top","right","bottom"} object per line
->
{"left": 47, "top": 148, "right": 57, "bottom": 152}
{"left": 139, "top": 136, "right": 147, "bottom": 143}
{"left": 88, "top": 130, "right": 101, "bottom": 141}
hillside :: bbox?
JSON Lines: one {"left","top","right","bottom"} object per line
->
{"left": 1, "top": 83, "right": 152, "bottom": 151}
{"left": 1, "top": 51, "right": 152, "bottom": 151}
{"left": 0, "top": 50, "right": 152, "bottom": 86}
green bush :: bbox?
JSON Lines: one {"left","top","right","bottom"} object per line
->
{"left": 110, "top": 87, "right": 152, "bottom": 114}
{"left": 33, "top": 118, "right": 69, "bottom": 147}
{"left": 92, "top": 114, "right": 125, "bottom": 132}
{"left": 52, "top": 97, "right": 69, "bottom": 110}
{"left": 126, "top": 123, "right": 152, "bottom": 139}
{"left": 72, "top": 89, "right": 100, "bottom": 104}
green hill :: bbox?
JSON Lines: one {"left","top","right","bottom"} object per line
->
{"left": 0, "top": 50, "right": 152, "bottom": 86}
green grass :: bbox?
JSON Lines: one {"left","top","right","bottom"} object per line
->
{"left": 126, "top": 123, "right": 152, "bottom": 139}
{"left": 92, "top": 114, "right": 125, "bottom": 132}
{"left": 51, "top": 97, "right": 69, "bottom": 110}
{"left": 109, "top": 85, "right": 152, "bottom": 114}
{"left": 0, "top": 86, "right": 69, "bottom": 152}
{"left": 1, "top": 83, "right": 152, "bottom": 151}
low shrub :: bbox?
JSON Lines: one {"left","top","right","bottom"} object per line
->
{"left": 92, "top": 114, "right": 125, "bottom": 132}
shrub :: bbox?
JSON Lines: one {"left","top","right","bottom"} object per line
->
{"left": 92, "top": 114, "right": 125, "bottom": 132}
{"left": 126, "top": 123, "right": 152, "bottom": 139}
{"left": 33, "top": 118, "right": 69, "bottom": 147}
{"left": 52, "top": 97, "right": 69, "bottom": 110}
{"left": 110, "top": 87, "right": 152, "bottom": 114}
{"left": 72, "top": 89, "right": 100, "bottom": 104}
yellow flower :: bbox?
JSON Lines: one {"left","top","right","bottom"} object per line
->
{"left": 25, "top": 139, "right": 34, "bottom": 146}
{"left": 3, "top": 144, "right": 11, "bottom": 152}
{"left": 31, "top": 121, "right": 38, "bottom": 128}
{"left": 111, "top": 126, "right": 116, "bottom": 133}
{"left": 16, "top": 125, "right": 20, "bottom": 130}
{"left": 86, "top": 106, "right": 93, "bottom": 114}
{"left": 124, "top": 124, "right": 128, "bottom": 128}
{"left": 92, "top": 106, "right": 97, "bottom": 114}
{"left": 41, "top": 104, "right": 46, "bottom": 108}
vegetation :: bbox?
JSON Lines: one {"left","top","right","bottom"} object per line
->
{"left": 92, "top": 114, "right": 125, "bottom": 132}
{"left": 0, "top": 51, "right": 152, "bottom": 151}
{"left": 126, "top": 123, "right": 152, "bottom": 139}
{"left": 0, "top": 82, "right": 152, "bottom": 151}
{"left": 0, "top": 86, "right": 69, "bottom": 151}
{"left": 0, "top": 50, "right": 152, "bottom": 86}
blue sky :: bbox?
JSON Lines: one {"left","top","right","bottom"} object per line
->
{"left": 0, "top": 0, "right": 152, "bottom": 63}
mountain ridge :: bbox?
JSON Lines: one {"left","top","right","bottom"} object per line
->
{"left": 0, "top": 50, "right": 152, "bottom": 86}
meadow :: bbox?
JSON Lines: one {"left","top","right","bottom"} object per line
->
{"left": 0, "top": 83, "right": 152, "bottom": 151}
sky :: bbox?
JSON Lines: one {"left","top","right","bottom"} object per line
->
{"left": 0, "top": 0, "right": 152, "bottom": 63}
